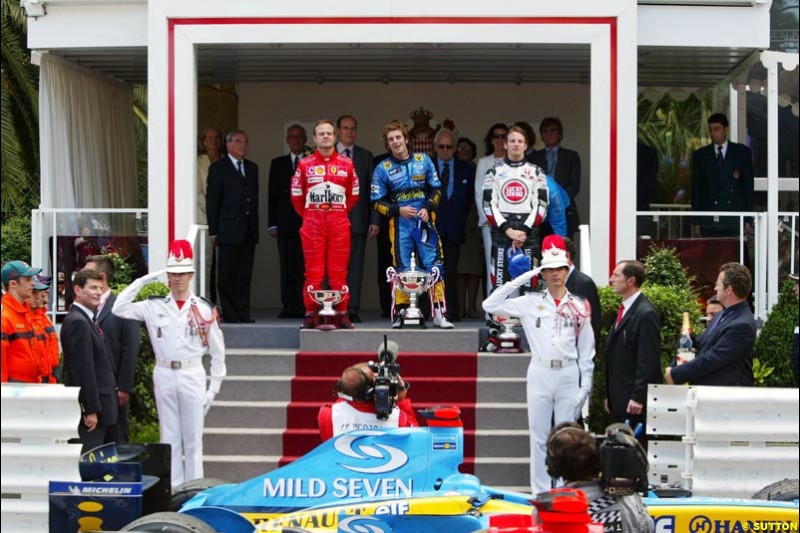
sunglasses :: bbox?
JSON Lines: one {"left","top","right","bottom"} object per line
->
{"left": 492, "top": 134, "right": 507, "bottom": 140}
{"left": 437, "top": 144, "right": 454, "bottom": 149}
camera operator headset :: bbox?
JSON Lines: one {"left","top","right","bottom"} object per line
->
{"left": 318, "top": 340, "right": 418, "bottom": 442}
{"left": 545, "top": 422, "right": 653, "bottom": 533}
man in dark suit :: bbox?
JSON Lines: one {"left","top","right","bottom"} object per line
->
{"left": 84, "top": 256, "right": 141, "bottom": 443}
{"left": 691, "top": 113, "right": 754, "bottom": 237}
{"left": 563, "top": 237, "right": 602, "bottom": 350}
{"left": 528, "top": 117, "right": 581, "bottom": 238}
{"left": 60, "top": 269, "right": 119, "bottom": 453}
{"left": 372, "top": 152, "right": 394, "bottom": 318}
{"left": 268, "top": 125, "right": 307, "bottom": 319}
{"left": 337, "top": 115, "right": 376, "bottom": 324}
{"left": 207, "top": 130, "right": 259, "bottom": 323}
{"left": 606, "top": 260, "right": 662, "bottom": 440}
{"left": 433, "top": 128, "right": 475, "bottom": 322}
{"left": 667, "top": 262, "right": 755, "bottom": 386}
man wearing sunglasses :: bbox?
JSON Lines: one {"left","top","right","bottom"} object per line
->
{"left": 433, "top": 128, "right": 475, "bottom": 323}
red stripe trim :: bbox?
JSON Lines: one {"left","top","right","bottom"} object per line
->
{"left": 166, "top": 16, "right": 619, "bottom": 271}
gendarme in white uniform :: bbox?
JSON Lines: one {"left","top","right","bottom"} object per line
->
{"left": 113, "top": 269, "right": 225, "bottom": 487}
{"left": 483, "top": 264, "right": 594, "bottom": 494}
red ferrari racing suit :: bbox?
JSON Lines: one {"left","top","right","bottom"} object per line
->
{"left": 291, "top": 150, "right": 360, "bottom": 313}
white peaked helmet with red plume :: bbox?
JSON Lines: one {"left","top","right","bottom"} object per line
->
{"left": 166, "top": 240, "right": 196, "bottom": 273}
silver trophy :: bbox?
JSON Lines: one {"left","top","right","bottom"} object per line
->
{"left": 307, "top": 286, "right": 347, "bottom": 331}
{"left": 386, "top": 252, "right": 439, "bottom": 328}
{"left": 495, "top": 314, "right": 523, "bottom": 353}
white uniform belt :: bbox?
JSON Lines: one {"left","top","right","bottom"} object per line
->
{"left": 530, "top": 355, "right": 577, "bottom": 370}
{"left": 156, "top": 357, "right": 202, "bottom": 370}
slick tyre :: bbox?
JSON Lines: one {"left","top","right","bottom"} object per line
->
{"left": 752, "top": 478, "right": 799, "bottom": 502}
{"left": 171, "top": 478, "right": 227, "bottom": 511}
{"left": 121, "top": 511, "right": 216, "bottom": 532}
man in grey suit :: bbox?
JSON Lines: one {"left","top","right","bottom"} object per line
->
{"left": 337, "top": 115, "right": 376, "bottom": 323}
{"left": 83, "top": 255, "right": 141, "bottom": 444}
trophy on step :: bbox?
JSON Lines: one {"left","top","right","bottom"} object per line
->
{"left": 308, "top": 286, "right": 348, "bottom": 331}
{"left": 494, "top": 314, "right": 523, "bottom": 353}
{"left": 386, "top": 252, "right": 439, "bottom": 328}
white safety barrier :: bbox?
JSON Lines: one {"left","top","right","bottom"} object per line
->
{"left": 647, "top": 384, "right": 800, "bottom": 498}
{"left": 1, "top": 384, "right": 82, "bottom": 532}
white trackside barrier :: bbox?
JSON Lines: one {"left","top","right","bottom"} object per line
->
{"left": 647, "top": 384, "right": 800, "bottom": 498}
{"left": 1, "top": 383, "right": 82, "bottom": 532}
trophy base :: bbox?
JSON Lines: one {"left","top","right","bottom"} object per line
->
{"left": 315, "top": 313, "right": 340, "bottom": 331}
{"left": 495, "top": 338, "right": 522, "bottom": 353}
{"left": 400, "top": 316, "right": 427, "bottom": 329}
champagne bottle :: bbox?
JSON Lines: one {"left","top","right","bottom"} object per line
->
{"left": 676, "top": 311, "right": 694, "bottom": 365}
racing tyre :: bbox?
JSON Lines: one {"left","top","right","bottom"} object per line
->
{"left": 752, "top": 478, "right": 799, "bottom": 502}
{"left": 121, "top": 511, "right": 216, "bottom": 532}
{"left": 171, "top": 478, "right": 227, "bottom": 511}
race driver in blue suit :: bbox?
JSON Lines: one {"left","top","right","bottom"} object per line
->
{"left": 371, "top": 119, "right": 453, "bottom": 329}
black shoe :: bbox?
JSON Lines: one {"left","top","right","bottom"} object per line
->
{"left": 240, "top": 318, "right": 255, "bottom": 324}
{"left": 222, "top": 317, "right": 241, "bottom": 324}
{"left": 447, "top": 314, "right": 462, "bottom": 323}
{"left": 301, "top": 313, "right": 316, "bottom": 329}
{"left": 392, "top": 309, "right": 405, "bottom": 329}
{"left": 380, "top": 310, "right": 391, "bottom": 319}
{"left": 348, "top": 312, "right": 362, "bottom": 323}
{"left": 339, "top": 313, "right": 355, "bottom": 329}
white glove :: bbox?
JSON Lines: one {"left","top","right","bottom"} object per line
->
{"left": 203, "top": 389, "right": 216, "bottom": 416}
{"left": 144, "top": 268, "right": 167, "bottom": 282}
{"left": 575, "top": 388, "right": 591, "bottom": 419}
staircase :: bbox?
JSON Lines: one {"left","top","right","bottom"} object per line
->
{"left": 202, "top": 319, "right": 533, "bottom": 493}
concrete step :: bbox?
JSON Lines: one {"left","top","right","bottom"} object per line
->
{"left": 475, "top": 403, "right": 528, "bottom": 430}
{"left": 476, "top": 378, "right": 527, "bottom": 403}
{"left": 204, "top": 428, "right": 285, "bottom": 457}
{"left": 300, "top": 328, "right": 478, "bottom": 352}
{"left": 215, "top": 376, "right": 291, "bottom": 402}
{"left": 221, "top": 322, "right": 300, "bottom": 349}
{"left": 204, "top": 348, "right": 296, "bottom": 376}
{"left": 289, "top": 376, "right": 481, "bottom": 403}
{"left": 205, "top": 401, "right": 288, "bottom": 428}
{"left": 475, "top": 457, "right": 531, "bottom": 490}
{"left": 295, "top": 352, "right": 477, "bottom": 377}
{"left": 203, "top": 455, "right": 280, "bottom": 483}
{"left": 478, "top": 353, "right": 531, "bottom": 377}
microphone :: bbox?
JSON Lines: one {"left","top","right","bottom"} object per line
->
{"left": 377, "top": 336, "right": 399, "bottom": 364}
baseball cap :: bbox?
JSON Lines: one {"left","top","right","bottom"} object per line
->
{"left": 33, "top": 273, "right": 52, "bottom": 290}
{"left": 1, "top": 261, "right": 42, "bottom": 286}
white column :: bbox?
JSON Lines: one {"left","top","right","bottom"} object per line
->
{"left": 174, "top": 28, "right": 199, "bottom": 242}
{"left": 762, "top": 52, "right": 779, "bottom": 311}
{"left": 589, "top": 26, "right": 611, "bottom": 282}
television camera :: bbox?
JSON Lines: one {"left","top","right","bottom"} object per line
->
{"left": 368, "top": 336, "right": 402, "bottom": 421}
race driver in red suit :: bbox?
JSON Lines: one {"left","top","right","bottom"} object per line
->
{"left": 291, "top": 119, "right": 360, "bottom": 329}
{"left": 318, "top": 362, "right": 418, "bottom": 442}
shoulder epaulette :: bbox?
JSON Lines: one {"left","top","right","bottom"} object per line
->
{"left": 568, "top": 293, "right": 586, "bottom": 303}
{"left": 196, "top": 296, "right": 217, "bottom": 309}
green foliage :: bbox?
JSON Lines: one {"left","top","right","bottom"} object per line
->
{"left": 752, "top": 359, "right": 775, "bottom": 387}
{"left": 1, "top": 0, "right": 40, "bottom": 219}
{"left": 107, "top": 252, "right": 134, "bottom": 293}
{"left": 588, "top": 246, "right": 702, "bottom": 434}
{"left": 127, "top": 281, "right": 170, "bottom": 433}
{"left": 129, "top": 420, "right": 160, "bottom": 444}
{"left": 641, "top": 244, "right": 694, "bottom": 291}
{"left": 754, "top": 279, "right": 799, "bottom": 387}
{"left": 637, "top": 92, "right": 712, "bottom": 205}
{"left": 0, "top": 215, "right": 31, "bottom": 263}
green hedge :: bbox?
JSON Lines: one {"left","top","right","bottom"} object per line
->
{"left": 1, "top": 215, "right": 32, "bottom": 264}
{"left": 754, "top": 279, "right": 798, "bottom": 387}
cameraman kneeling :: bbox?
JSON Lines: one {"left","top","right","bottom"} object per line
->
{"left": 546, "top": 422, "right": 653, "bottom": 533}
{"left": 318, "top": 363, "right": 418, "bottom": 441}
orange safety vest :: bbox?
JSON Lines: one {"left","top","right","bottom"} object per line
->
{"left": 31, "top": 307, "right": 60, "bottom": 383}
{"left": 1, "top": 293, "right": 50, "bottom": 383}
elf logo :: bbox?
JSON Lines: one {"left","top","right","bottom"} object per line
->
{"left": 502, "top": 179, "right": 528, "bottom": 203}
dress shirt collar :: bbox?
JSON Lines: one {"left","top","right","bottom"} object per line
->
{"left": 336, "top": 142, "right": 354, "bottom": 154}
{"left": 228, "top": 153, "right": 245, "bottom": 175}
{"left": 621, "top": 290, "right": 641, "bottom": 313}
{"left": 714, "top": 140, "right": 728, "bottom": 158}
{"left": 546, "top": 145, "right": 560, "bottom": 155}
{"left": 72, "top": 302, "right": 95, "bottom": 320}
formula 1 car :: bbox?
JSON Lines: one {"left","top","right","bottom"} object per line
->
{"left": 107, "top": 406, "right": 798, "bottom": 533}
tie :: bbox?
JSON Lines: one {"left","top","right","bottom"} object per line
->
{"left": 706, "top": 307, "right": 727, "bottom": 334}
{"left": 237, "top": 160, "right": 244, "bottom": 177}
{"left": 615, "top": 304, "right": 624, "bottom": 327}
{"left": 440, "top": 162, "right": 452, "bottom": 199}
{"left": 344, "top": 148, "right": 352, "bottom": 159}
{"left": 716, "top": 146, "right": 724, "bottom": 166}
{"left": 546, "top": 149, "right": 556, "bottom": 176}
{"left": 92, "top": 313, "right": 103, "bottom": 336}
{"left": 293, "top": 155, "right": 300, "bottom": 171}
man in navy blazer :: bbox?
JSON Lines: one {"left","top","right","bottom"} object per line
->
{"left": 337, "top": 115, "right": 377, "bottom": 323}
{"left": 60, "top": 269, "right": 119, "bottom": 453}
{"left": 433, "top": 128, "right": 475, "bottom": 322}
{"left": 605, "top": 260, "right": 662, "bottom": 441}
{"left": 207, "top": 130, "right": 259, "bottom": 323}
{"left": 691, "top": 113, "right": 754, "bottom": 237}
{"left": 667, "top": 262, "right": 755, "bottom": 386}
{"left": 268, "top": 125, "right": 307, "bottom": 319}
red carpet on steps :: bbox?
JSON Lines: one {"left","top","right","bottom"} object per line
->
{"left": 280, "top": 351, "right": 478, "bottom": 472}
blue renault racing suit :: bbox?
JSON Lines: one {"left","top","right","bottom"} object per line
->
{"left": 371, "top": 153, "right": 447, "bottom": 313}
